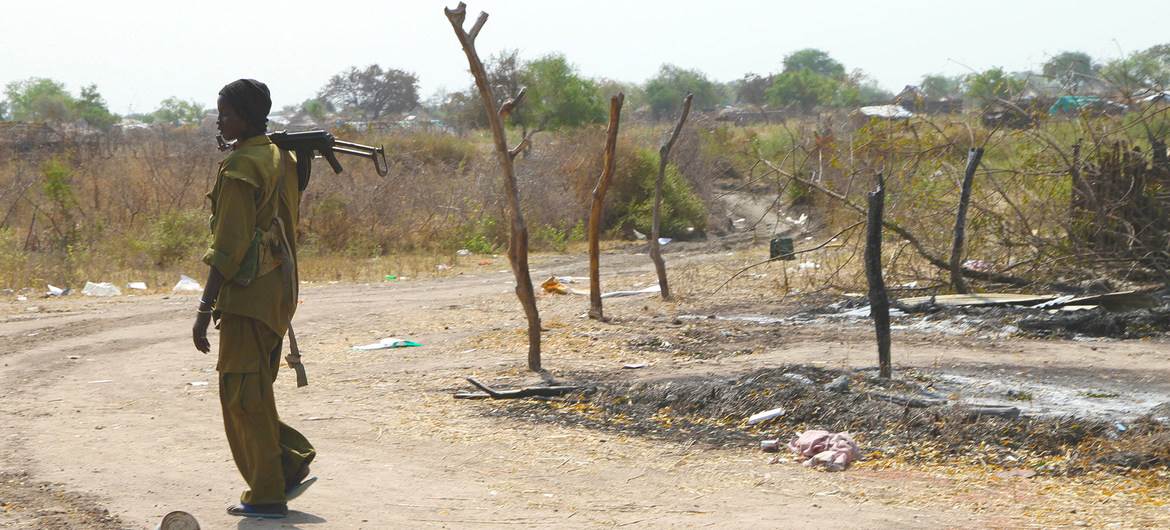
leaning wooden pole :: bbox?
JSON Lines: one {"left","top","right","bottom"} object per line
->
{"left": 865, "top": 173, "right": 892, "bottom": 379}
{"left": 588, "top": 93, "right": 625, "bottom": 320}
{"left": 444, "top": 2, "right": 542, "bottom": 370}
{"left": 650, "top": 93, "right": 693, "bottom": 301}
{"left": 949, "top": 147, "right": 985, "bottom": 294}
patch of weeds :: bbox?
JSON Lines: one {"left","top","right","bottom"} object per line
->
{"left": 1006, "top": 390, "right": 1034, "bottom": 401}
{"left": 1082, "top": 390, "right": 1121, "bottom": 399}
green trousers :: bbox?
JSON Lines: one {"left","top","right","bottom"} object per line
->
{"left": 218, "top": 315, "right": 315, "bottom": 505}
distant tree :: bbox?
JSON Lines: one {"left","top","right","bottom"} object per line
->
{"left": 920, "top": 74, "right": 963, "bottom": 99}
{"left": 150, "top": 97, "right": 204, "bottom": 126}
{"left": 0, "top": 100, "right": 8, "bottom": 121}
{"left": 735, "top": 73, "right": 772, "bottom": 107}
{"left": 1043, "top": 51, "right": 1097, "bottom": 92}
{"left": 1101, "top": 45, "right": 1170, "bottom": 97}
{"left": 318, "top": 64, "right": 419, "bottom": 121}
{"left": 488, "top": 49, "right": 524, "bottom": 106}
{"left": 782, "top": 49, "right": 846, "bottom": 79}
{"left": 438, "top": 89, "right": 487, "bottom": 131}
{"left": 4, "top": 78, "right": 75, "bottom": 123}
{"left": 519, "top": 54, "right": 605, "bottom": 130}
{"left": 644, "top": 64, "right": 719, "bottom": 119}
{"left": 963, "top": 67, "right": 1026, "bottom": 106}
{"left": 595, "top": 78, "right": 643, "bottom": 109}
{"left": 765, "top": 69, "right": 839, "bottom": 112}
{"left": 76, "top": 85, "right": 117, "bottom": 130}
{"left": 300, "top": 98, "right": 332, "bottom": 124}
{"left": 856, "top": 80, "right": 893, "bottom": 103}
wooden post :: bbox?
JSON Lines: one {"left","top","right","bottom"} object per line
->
{"left": 949, "top": 147, "right": 984, "bottom": 294}
{"left": 444, "top": 3, "right": 542, "bottom": 371}
{"left": 588, "top": 93, "right": 625, "bottom": 320}
{"left": 650, "top": 93, "right": 693, "bottom": 301}
{"left": 865, "top": 173, "right": 892, "bottom": 379}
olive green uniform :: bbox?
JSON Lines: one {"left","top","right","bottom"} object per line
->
{"left": 203, "top": 135, "right": 314, "bottom": 505}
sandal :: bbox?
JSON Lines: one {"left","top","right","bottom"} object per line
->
{"left": 226, "top": 502, "right": 287, "bottom": 519}
{"left": 285, "top": 475, "right": 318, "bottom": 501}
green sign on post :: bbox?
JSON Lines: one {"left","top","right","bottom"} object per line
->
{"left": 770, "top": 237, "right": 795, "bottom": 260}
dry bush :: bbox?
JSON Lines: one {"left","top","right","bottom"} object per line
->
{"left": 711, "top": 104, "right": 1170, "bottom": 294}
{"left": 0, "top": 120, "right": 725, "bottom": 289}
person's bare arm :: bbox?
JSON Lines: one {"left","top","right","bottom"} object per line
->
{"left": 192, "top": 266, "right": 225, "bottom": 353}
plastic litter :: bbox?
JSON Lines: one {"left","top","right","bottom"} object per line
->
{"left": 352, "top": 337, "right": 423, "bottom": 351}
{"left": 798, "top": 261, "right": 819, "bottom": 271}
{"left": 825, "top": 375, "right": 850, "bottom": 393}
{"left": 781, "top": 372, "right": 814, "bottom": 385}
{"left": 600, "top": 285, "right": 661, "bottom": 299}
{"left": 127, "top": 282, "right": 148, "bottom": 290}
{"left": 47, "top": 284, "right": 67, "bottom": 296}
{"left": 541, "top": 276, "right": 570, "bottom": 295}
{"left": 436, "top": 264, "right": 451, "bottom": 271}
{"left": 188, "top": 381, "right": 208, "bottom": 387}
{"left": 760, "top": 439, "right": 781, "bottom": 452}
{"left": 747, "top": 407, "right": 786, "bottom": 425}
{"left": 81, "top": 282, "right": 122, "bottom": 297}
{"left": 788, "top": 430, "right": 861, "bottom": 471}
{"left": 16, "top": 295, "right": 27, "bottom": 302}
{"left": 657, "top": 238, "right": 672, "bottom": 245}
{"left": 632, "top": 228, "right": 647, "bottom": 240}
{"left": 623, "top": 363, "right": 647, "bottom": 369}
{"left": 456, "top": 249, "right": 472, "bottom": 256}
{"left": 384, "top": 275, "right": 397, "bottom": 281}
{"left": 172, "top": 275, "right": 202, "bottom": 293}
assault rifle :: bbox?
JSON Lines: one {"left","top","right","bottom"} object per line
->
{"left": 217, "top": 130, "right": 389, "bottom": 191}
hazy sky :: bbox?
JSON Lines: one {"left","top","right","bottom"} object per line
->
{"left": 2, "top": 0, "right": 1167, "bottom": 114}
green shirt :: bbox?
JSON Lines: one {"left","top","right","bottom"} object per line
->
{"left": 203, "top": 135, "right": 301, "bottom": 369}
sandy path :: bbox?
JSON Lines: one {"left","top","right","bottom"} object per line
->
{"left": 2, "top": 251, "right": 1168, "bottom": 528}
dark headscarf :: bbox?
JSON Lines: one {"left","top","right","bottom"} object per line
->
{"left": 219, "top": 79, "right": 271, "bottom": 132}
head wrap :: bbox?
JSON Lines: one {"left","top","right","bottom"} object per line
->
{"left": 218, "top": 79, "right": 271, "bottom": 132}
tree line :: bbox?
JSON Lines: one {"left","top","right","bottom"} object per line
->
{"left": 2, "top": 44, "right": 1168, "bottom": 132}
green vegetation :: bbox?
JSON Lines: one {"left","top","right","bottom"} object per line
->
{"left": 520, "top": 54, "right": 606, "bottom": 130}
{"left": 3, "top": 78, "right": 117, "bottom": 130}
{"left": 644, "top": 64, "right": 722, "bottom": 119}
{"left": 963, "top": 67, "right": 1026, "bottom": 107}
{"left": 145, "top": 97, "right": 205, "bottom": 126}
{"left": 606, "top": 148, "right": 707, "bottom": 238}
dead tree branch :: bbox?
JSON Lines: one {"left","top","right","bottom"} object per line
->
{"left": 445, "top": 2, "right": 542, "bottom": 370}
{"left": 949, "top": 147, "right": 985, "bottom": 293}
{"left": 588, "top": 93, "right": 625, "bottom": 320}
{"left": 455, "top": 377, "right": 586, "bottom": 400}
{"left": 650, "top": 93, "right": 693, "bottom": 301}
{"left": 713, "top": 220, "right": 864, "bottom": 294}
{"left": 760, "top": 159, "right": 1030, "bottom": 287}
{"left": 865, "top": 174, "right": 892, "bottom": 379}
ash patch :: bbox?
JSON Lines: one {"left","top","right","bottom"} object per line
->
{"left": 0, "top": 471, "right": 122, "bottom": 529}
{"left": 625, "top": 324, "right": 778, "bottom": 357}
{"left": 478, "top": 367, "right": 1170, "bottom": 475}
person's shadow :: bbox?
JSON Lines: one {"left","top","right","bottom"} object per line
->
{"left": 236, "top": 511, "right": 327, "bottom": 528}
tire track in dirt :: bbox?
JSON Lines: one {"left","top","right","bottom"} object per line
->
{"left": 0, "top": 305, "right": 188, "bottom": 357}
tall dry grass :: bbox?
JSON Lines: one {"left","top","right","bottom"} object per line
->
{"left": 0, "top": 121, "right": 720, "bottom": 290}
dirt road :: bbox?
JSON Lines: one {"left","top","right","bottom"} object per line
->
{"left": 2, "top": 248, "right": 1169, "bottom": 528}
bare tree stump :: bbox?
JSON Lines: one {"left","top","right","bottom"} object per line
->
{"left": 949, "top": 147, "right": 984, "bottom": 294}
{"left": 865, "top": 173, "right": 892, "bottom": 379}
{"left": 588, "top": 93, "right": 625, "bottom": 320}
{"left": 650, "top": 93, "right": 693, "bottom": 301}
{"left": 445, "top": 3, "right": 542, "bottom": 370}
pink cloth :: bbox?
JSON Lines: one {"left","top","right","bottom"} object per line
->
{"left": 787, "top": 430, "right": 860, "bottom": 471}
